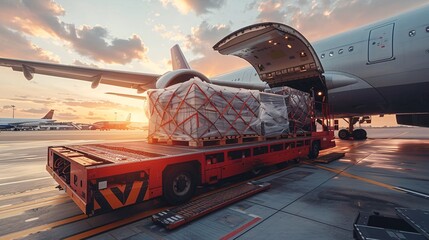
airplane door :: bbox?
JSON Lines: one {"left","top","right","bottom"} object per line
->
{"left": 368, "top": 23, "right": 395, "bottom": 63}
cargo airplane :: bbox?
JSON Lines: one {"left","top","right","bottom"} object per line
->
{"left": 0, "top": 5, "right": 428, "bottom": 140}
{"left": 92, "top": 113, "right": 132, "bottom": 130}
{"left": 0, "top": 109, "right": 55, "bottom": 130}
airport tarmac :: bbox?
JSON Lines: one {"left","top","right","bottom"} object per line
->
{"left": 0, "top": 127, "right": 428, "bottom": 239}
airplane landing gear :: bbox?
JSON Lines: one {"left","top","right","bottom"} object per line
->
{"left": 338, "top": 117, "right": 368, "bottom": 140}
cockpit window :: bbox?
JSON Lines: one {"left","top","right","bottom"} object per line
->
{"left": 409, "top": 30, "right": 416, "bottom": 37}
{"left": 321, "top": 53, "right": 325, "bottom": 59}
{"left": 426, "top": 26, "right": 429, "bottom": 33}
{"left": 329, "top": 51, "right": 334, "bottom": 57}
{"left": 348, "top": 46, "right": 354, "bottom": 52}
{"left": 338, "top": 49, "right": 344, "bottom": 54}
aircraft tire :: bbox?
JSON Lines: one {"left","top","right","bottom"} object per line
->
{"left": 308, "top": 141, "right": 320, "bottom": 159}
{"left": 338, "top": 129, "right": 350, "bottom": 140}
{"left": 353, "top": 129, "right": 367, "bottom": 140}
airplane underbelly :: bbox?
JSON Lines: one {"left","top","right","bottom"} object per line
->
{"left": 329, "top": 87, "right": 386, "bottom": 116}
{"left": 330, "top": 81, "right": 429, "bottom": 116}
{"left": 376, "top": 81, "right": 429, "bottom": 113}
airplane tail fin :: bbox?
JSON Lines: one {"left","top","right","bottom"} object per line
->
{"left": 171, "top": 44, "right": 190, "bottom": 70}
{"left": 42, "top": 109, "right": 54, "bottom": 119}
{"left": 126, "top": 113, "right": 131, "bottom": 122}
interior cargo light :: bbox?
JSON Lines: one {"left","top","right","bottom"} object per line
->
{"left": 300, "top": 51, "right": 307, "bottom": 57}
{"left": 284, "top": 36, "right": 289, "bottom": 40}
{"left": 317, "top": 91, "right": 323, "bottom": 96}
{"left": 268, "top": 40, "right": 273, "bottom": 43}
{"left": 287, "top": 44, "right": 292, "bottom": 49}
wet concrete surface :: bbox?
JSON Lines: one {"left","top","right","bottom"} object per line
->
{"left": 0, "top": 128, "right": 428, "bottom": 239}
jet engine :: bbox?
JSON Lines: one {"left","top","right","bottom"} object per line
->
{"left": 155, "top": 69, "right": 211, "bottom": 89}
{"left": 396, "top": 114, "right": 429, "bottom": 127}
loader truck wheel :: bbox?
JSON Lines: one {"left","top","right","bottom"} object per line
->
{"left": 308, "top": 142, "right": 320, "bottom": 159}
{"left": 163, "top": 167, "right": 197, "bottom": 205}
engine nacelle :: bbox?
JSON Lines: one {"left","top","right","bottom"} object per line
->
{"left": 396, "top": 113, "right": 429, "bottom": 127}
{"left": 156, "top": 69, "right": 211, "bottom": 89}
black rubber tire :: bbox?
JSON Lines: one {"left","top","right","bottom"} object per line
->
{"left": 308, "top": 142, "right": 320, "bottom": 159}
{"left": 163, "top": 167, "right": 196, "bottom": 205}
{"left": 338, "top": 129, "right": 351, "bottom": 140}
{"left": 353, "top": 129, "right": 367, "bottom": 140}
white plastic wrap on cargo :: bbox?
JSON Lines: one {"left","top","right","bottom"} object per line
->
{"left": 147, "top": 78, "right": 289, "bottom": 141}
{"left": 273, "top": 86, "right": 314, "bottom": 132}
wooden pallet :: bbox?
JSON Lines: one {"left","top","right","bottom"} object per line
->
{"left": 148, "top": 134, "right": 284, "bottom": 147}
{"left": 148, "top": 132, "right": 308, "bottom": 147}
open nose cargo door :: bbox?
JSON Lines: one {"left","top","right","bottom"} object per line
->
{"left": 213, "top": 22, "right": 325, "bottom": 93}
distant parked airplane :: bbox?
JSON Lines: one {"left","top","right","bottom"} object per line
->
{"left": 92, "top": 113, "right": 132, "bottom": 130}
{"left": 0, "top": 109, "right": 55, "bottom": 130}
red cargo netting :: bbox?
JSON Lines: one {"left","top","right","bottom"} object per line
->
{"left": 147, "top": 79, "right": 289, "bottom": 145}
{"left": 273, "top": 86, "right": 314, "bottom": 133}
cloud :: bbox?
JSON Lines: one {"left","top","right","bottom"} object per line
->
{"left": 10, "top": 96, "right": 53, "bottom": 105}
{"left": 73, "top": 60, "right": 99, "bottom": 68}
{"left": 0, "top": 25, "right": 60, "bottom": 62}
{"left": 2, "top": 105, "right": 15, "bottom": 109}
{"left": 21, "top": 108, "right": 51, "bottom": 114}
{"left": 185, "top": 21, "right": 248, "bottom": 76}
{"left": 160, "top": 0, "right": 226, "bottom": 15}
{"left": 251, "top": 0, "right": 428, "bottom": 41}
{"left": 63, "top": 99, "right": 141, "bottom": 112}
{"left": 153, "top": 24, "right": 187, "bottom": 42}
{"left": 56, "top": 112, "right": 79, "bottom": 120}
{"left": 67, "top": 26, "right": 147, "bottom": 64}
{"left": 0, "top": 0, "right": 147, "bottom": 64}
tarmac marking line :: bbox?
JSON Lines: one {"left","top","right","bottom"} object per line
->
{"left": 394, "top": 186, "right": 429, "bottom": 199}
{"left": 0, "top": 214, "right": 87, "bottom": 240}
{"left": 0, "top": 177, "right": 52, "bottom": 187}
{"left": 63, "top": 208, "right": 168, "bottom": 240}
{"left": 0, "top": 186, "right": 55, "bottom": 201}
{"left": 0, "top": 195, "right": 70, "bottom": 220}
{"left": 220, "top": 217, "right": 261, "bottom": 240}
{"left": 312, "top": 164, "right": 400, "bottom": 191}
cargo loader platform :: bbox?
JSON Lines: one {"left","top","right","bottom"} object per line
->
{"left": 152, "top": 181, "right": 271, "bottom": 230}
{"left": 314, "top": 152, "right": 345, "bottom": 164}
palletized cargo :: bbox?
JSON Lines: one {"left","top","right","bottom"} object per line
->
{"left": 147, "top": 79, "right": 292, "bottom": 145}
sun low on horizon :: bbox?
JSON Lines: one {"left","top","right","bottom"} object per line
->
{"left": 0, "top": 0, "right": 426, "bottom": 125}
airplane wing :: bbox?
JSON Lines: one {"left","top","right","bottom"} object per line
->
{"left": 105, "top": 92, "right": 147, "bottom": 100}
{"left": 0, "top": 58, "right": 161, "bottom": 93}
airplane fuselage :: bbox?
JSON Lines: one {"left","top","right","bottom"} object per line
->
{"left": 0, "top": 118, "right": 55, "bottom": 129}
{"left": 211, "top": 5, "right": 429, "bottom": 117}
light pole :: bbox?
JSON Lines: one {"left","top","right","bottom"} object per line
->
{"left": 11, "top": 105, "right": 15, "bottom": 118}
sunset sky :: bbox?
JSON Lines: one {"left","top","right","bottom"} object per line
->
{"left": 0, "top": 0, "right": 427, "bottom": 124}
